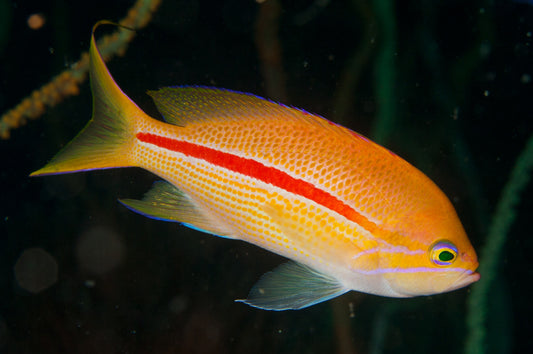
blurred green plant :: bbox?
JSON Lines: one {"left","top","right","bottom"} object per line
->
{"left": 370, "top": 0, "right": 396, "bottom": 145}
{"left": 465, "top": 133, "right": 533, "bottom": 354}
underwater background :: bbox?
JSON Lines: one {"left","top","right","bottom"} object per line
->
{"left": 0, "top": 0, "right": 531, "bottom": 353}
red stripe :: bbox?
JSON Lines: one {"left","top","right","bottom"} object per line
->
{"left": 137, "top": 132, "right": 378, "bottom": 233}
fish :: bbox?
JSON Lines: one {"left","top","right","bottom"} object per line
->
{"left": 31, "top": 23, "right": 480, "bottom": 310}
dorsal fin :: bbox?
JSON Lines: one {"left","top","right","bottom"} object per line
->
{"left": 146, "top": 86, "right": 369, "bottom": 144}
{"left": 147, "top": 86, "right": 298, "bottom": 126}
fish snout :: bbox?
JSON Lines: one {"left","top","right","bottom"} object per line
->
{"left": 450, "top": 270, "right": 480, "bottom": 292}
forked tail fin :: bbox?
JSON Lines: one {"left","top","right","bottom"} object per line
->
{"left": 31, "top": 22, "right": 149, "bottom": 176}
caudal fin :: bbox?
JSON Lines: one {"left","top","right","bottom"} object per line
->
{"left": 31, "top": 22, "right": 148, "bottom": 176}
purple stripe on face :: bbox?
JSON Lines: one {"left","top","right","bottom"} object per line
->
{"left": 351, "top": 246, "right": 425, "bottom": 261}
{"left": 356, "top": 267, "right": 474, "bottom": 275}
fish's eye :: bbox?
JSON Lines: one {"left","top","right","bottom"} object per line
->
{"left": 429, "top": 240, "right": 458, "bottom": 266}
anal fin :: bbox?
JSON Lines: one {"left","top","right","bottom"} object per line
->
{"left": 119, "top": 181, "right": 233, "bottom": 238}
{"left": 236, "top": 261, "right": 348, "bottom": 310}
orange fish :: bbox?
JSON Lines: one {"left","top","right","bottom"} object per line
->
{"left": 31, "top": 25, "right": 480, "bottom": 310}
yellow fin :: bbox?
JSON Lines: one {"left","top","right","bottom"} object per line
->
{"left": 146, "top": 87, "right": 361, "bottom": 143}
{"left": 119, "top": 181, "right": 234, "bottom": 238}
{"left": 31, "top": 22, "right": 147, "bottom": 176}
{"left": 146, "top": 87, "right": 294, "bottom": 126}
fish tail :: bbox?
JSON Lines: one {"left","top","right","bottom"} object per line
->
{"left": 31, "top": 22, "right": 147, "bottom": 177}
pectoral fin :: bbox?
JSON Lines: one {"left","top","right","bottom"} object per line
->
{"left": 236, "top": 261, "right": 348, "bottom": 310}
{"left": 119, "top": 181, "right": 233, "bottom": 238}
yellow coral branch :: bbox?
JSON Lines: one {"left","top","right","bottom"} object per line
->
{"left": 0, "top": 0, "right": 162, "bottom": 139}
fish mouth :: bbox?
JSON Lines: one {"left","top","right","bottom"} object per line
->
{"left": 450, "top": 271, "right": 481, "bottom": 291}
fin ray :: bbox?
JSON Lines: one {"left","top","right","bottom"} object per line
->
{"left": 119, "top": 181, "right": 234, "bottom": 238}
{"left": 147, "top": 87, "right": 361, "bottom": 143}
{"left": 30, "top": 23, "right": 147, "bottom": 176}
{"left": 147, "top": 87, "right": 292, "bottom": 126}
{"left": 236, "top": 261, "right": 348, "bottom": 310}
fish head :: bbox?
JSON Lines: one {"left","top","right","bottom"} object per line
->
{"left": 380, "top": 240, "right": 480, "bottom": 297}
{"left": 374, "top": 204, "right": 480, "bottom": 297}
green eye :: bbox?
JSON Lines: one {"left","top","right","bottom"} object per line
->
{"left": 430, "top": 241, "right": 458, "bottom": 266}
{"left": 439, "top": 250, "right": 455, "bottom": 262}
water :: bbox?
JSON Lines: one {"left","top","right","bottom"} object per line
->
{"left": 1, "top": 0, "right": 531, "bottom": 353}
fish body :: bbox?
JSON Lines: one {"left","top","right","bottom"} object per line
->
{"left": 31, "top": 25, "right": 479, "bottom": 310}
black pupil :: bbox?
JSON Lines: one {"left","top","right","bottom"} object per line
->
{"left": 439, "top": 250, "right": 455, "bottom": 262}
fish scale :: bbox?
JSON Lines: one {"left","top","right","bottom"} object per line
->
{"left": 30, "top": 23, "right": 479, "bottom": 310}
{"left": 181, "top": 117, "right": 418, "bottom": 232}
{"left": 130, "top": 117, "right": 374, "bottom": 279}
{"left": 131, "top": 120, "right": 416, "bottom": 289}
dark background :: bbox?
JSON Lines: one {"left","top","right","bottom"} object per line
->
{"left": 0, "top": 0, "right": 531, "bottom": 353}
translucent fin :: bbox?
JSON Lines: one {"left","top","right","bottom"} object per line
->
{"left": 119, "top": 181, "right": 233, "bottom": 238}
{"left": 31, "top": 22, "right": 148, "bottom": 176}
{"left": 236, "top": 261, "right": 348, "bottom": 311}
